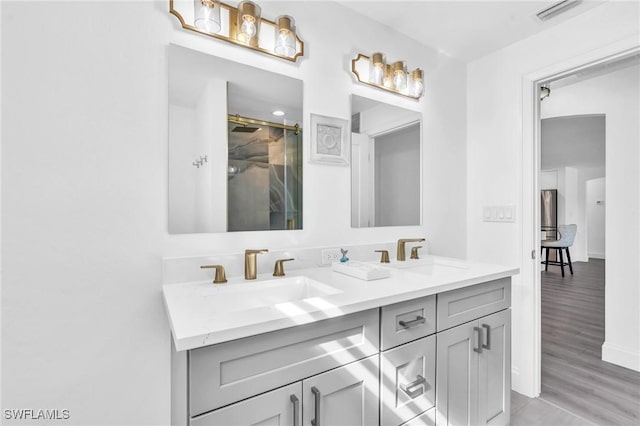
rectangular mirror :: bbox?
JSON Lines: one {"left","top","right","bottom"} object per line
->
{"left": 351, "top": 95, "right": 422, "bottom": 228}
{"left": 169, "top": 44, "right": 303, "bottom": 233}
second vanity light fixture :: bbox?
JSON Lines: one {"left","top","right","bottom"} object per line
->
{"left": 351, "top": 52, "right": 424, "bottom": 100}
{"left": 170, "top": 0, "right": 304, "bottom": 61}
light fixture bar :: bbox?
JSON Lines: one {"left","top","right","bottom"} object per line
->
{"left": 536, "top": 0, "right": 582, "bottom": 21}
{"left": 351, "top": 53, "right": 424, "bottom": 100}
{"left": 169, "top": 0, "right": 304, "bottom": 62}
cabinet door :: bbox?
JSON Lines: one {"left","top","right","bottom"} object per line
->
{"left": 381, "top": 336, "right": 435, "bottom": 426}
{"left": 190, "top": 382, "right": 301, "bottom": 426}
{"left": 477, "top": 310, "right": 511, "bottom": 426}
{"left": 436, "top": 321, "right": 479, "bottom": 426}
{"left": 302, "top": 356, "right": 379, "bottom": 426}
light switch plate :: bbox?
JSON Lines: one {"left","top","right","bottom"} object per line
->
{"left": 483, "top": 205, "right": 516, "bottom": 222}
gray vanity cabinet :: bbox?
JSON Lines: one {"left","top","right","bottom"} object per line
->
{"left": 436, "top": 309, "right": 511, "bottom": 426}
{"left": 302, "top": 356, "right": 379, "bottom": 426}
{"left": 190, "top": 382, "right": 302, "bottom": 426}
{"left": 172, "top": 277, "right": 512, "bottom": 426}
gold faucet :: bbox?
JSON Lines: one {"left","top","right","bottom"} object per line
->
{"left": 375, "top": 250, "right": 390, "bottom": 263}
{"left": 273, "top": 258, "right": 294, "bottom": 277}
{"left": 245, "top": 249, "right": 268, "bottom": 280}
{"left": 397, "top": 238, "right": 425, "bottom": 261}
{"left": 200, "top": 265, "right": 227, "bottom": 284}
{"left": 410, "top": 246, "right": 423, "bottom": 260}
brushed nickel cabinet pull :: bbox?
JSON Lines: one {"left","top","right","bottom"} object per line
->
{"left": 399, "top": 316, "right": 426, "bottom": 329}
{"left": 400, "top": 374, "right": 427, "bottom": 398}
{"left": 482, "top": 324, "right": 491, "bottom": 350}
{"left": 311, "top": 386, "right": 321, "bottom": 426}
{"left": 473, "top": 326, "right": 483, "bottom": 353}
{"left": 290, "top": 394, "right": 299, "bottom": 426}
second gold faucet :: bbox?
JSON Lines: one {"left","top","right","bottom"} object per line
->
{"left": 245, "top": 249, "right": 268, "bottom": 280}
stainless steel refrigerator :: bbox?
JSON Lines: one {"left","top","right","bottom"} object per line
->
{"left": 541, "top": 189, "right": 557, "bottom": 240}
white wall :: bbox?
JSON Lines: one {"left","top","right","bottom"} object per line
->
{"left": 1, "top": 1, "right": 467, "bottom": 424}
{"left": 540, "top": 63, "right": 640, "bottom": 370}
{"left": 467, "top": 1, "right": 640, "bottom": 395}
{"left": 586, "top": 177, "right": 606, "bottom": 259}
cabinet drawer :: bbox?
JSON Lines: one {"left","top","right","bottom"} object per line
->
{"left": 381, "top": 336, "right": 435, "bottom": 426}
{"left": 437, "top": 278, "right": 511, "bottom": 331}
{"left": 381, "top": 295, "right": 436, "bottom": 351}
{"left": 189, "top": 309, "right": 379, "bottom": 416}
{"left": 400, "top": 407, "right": 436, "bottom": 426}
{"left": 190, "top": 382, "right": 301, "bottom": 426}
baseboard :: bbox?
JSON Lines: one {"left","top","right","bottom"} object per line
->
{"left": 602, "top": 341, "right": 640, "bottom": 371}
{"left": 588, "top": 252, "right": 605, "bottom": 259}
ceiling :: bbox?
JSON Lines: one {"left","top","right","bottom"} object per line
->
{"left": 541, "top": 114, "right": 605, "bottom": 169}
{"left": 338, "top": 0, "right": 607, "bottom": 62}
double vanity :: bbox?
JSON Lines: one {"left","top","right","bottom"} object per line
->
{"left": 163, "top": 243, "right": 518, "bottom": 426}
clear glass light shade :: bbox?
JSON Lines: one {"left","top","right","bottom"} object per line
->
{"left": 274, "top": 15, "right": 296, "bottom": 57}
{"left": 369, "top": 53, "right": 385, "bottom": 85}
{"left": 383, "top": 64, "right": 394, "bottom": 89}
{"left": 392, "top": 61, "right": 407, "bottom": 90}
{"left": 411, "top": 69, "right": 424, "bottom": 97}
{"left": 194, "top": 0, "right": 221, "bottom": 33}
{"left": 237, "top": 1, "right": 261, "bottom": 44}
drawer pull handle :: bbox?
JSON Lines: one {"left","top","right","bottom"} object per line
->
{"left": 398, "top": 316, "right": 426, "bottom": 329}
{"left": 311, "top": 386, "right": 321, "bottom": 426}
{"left": 473, "top": 326, "right": 483, "bottom": 353}
{"left": 401, "top": 374, "right": 427, "bottom": 399}
{"left": 482, "top": 324, "right": 491, "bottom": 350}
{"left": 290, "top": 394, "right": 299, "bottom": 426}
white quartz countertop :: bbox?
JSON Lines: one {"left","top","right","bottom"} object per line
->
{"left": 162, "top": 255, "right": 519, "bottom": 351}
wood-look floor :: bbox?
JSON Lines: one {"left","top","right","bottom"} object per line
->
{"left": 540, "top": 259, "right": 640, "bottom": 425}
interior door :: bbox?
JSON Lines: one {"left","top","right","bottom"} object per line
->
{"left": 191, "top": 382, "right": 302, "bottom": 426}
{"left": 477, "top": 310, "right": 511, "bottom": 426}
{"left": 302, "top": 356, "right": 379, "bottom": 426}
{"left": 436, "top": 321, "right": 479, "bottom": 426}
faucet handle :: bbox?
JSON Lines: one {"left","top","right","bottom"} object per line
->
{"left": 273, "top": 258, "right": 295, "bottom": 277}
{"left": 375, "top": 250, "right": 390, "bottom": 263}
{"left": 410, "top": 246, "right": 423, "bottom": 260}
{"left": 200, "top": 265, "right": 228, "bottom": 284}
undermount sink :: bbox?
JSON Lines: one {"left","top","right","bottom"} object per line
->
{"left": 199, "top": 276, "right": 343, "bottom": 313}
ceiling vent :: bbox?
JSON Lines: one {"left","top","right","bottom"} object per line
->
{"left": 536, "top": 0, "right": 582, "bottom": 21}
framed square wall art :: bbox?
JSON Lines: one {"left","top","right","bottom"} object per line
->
{"left": 309, "top": 114, "right": 350, "bottom": 165}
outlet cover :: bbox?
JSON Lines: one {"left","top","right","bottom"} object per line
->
{"left": 321, "top": 248, "right": 342, "bottom": 265}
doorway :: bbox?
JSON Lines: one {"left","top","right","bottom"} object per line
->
{"left": 523, "top": 41, "right": 640, "bottom": 421}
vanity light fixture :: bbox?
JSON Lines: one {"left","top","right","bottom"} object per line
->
{"left": 351, "top": 53, "right": 425, "bottom": 100}
{"left": 540, "top": 85, "right": 551, "bottom": 101}
{"left": 170, "top": 0, "right": 304, "bottom": 62}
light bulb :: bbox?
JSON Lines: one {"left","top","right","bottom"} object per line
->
{"left": 242, "top": 17, "right": 257, "bottom": 38}
{"left": 413, "top": 80, "right": 424, "bottom": 97}
{"left": 392, "top": 61, "right": 407, "bottom": 90}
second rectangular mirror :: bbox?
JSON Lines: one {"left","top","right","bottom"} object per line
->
{"left": 351, "top": 95, "right": 422, "bottom": 228}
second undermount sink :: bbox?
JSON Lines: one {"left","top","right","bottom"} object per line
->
{"left": 199, "top": 276, "right": 343, "bottom": 313}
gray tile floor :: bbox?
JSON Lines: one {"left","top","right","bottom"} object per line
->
{"left": 511, "top": 390, "right": 595, "bottom": 425}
